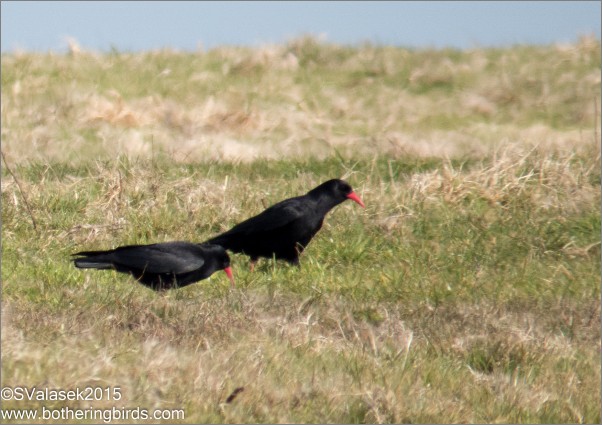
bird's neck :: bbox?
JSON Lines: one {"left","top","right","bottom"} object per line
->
{"left": 311, "top": 193, "right": 342, "bottom": 216}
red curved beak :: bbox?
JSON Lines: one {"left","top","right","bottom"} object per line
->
{"left": 346, "top": 191, "right": 365, "bottom": 208}
{"left": 224, "top": 266, "right": 235, "bottom": 287}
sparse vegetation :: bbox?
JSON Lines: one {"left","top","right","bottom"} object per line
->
{"left": 2, "top": 36, "right": 600, "bottom": 423}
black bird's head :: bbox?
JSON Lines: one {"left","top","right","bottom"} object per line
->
{"left": 309, "top": 179, "right": 365, "bottom": 208}
{"left": 203, "top": 243, "right": 235, "bottom": 286}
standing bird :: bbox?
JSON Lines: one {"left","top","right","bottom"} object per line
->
{"left": 72, "top": 242, "right": 234, "bottom": 290}
{"left": 207, "top": 179, "right": 365, "bottom": 268}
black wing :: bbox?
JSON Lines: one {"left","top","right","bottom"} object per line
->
{"left": 75, "top": 242, "right": 205, "bottom": 274}
{"left": 211, "top": 197, "right": 308, "bottom": 240}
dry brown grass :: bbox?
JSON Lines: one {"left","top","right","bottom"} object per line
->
{"left": 2, "top": 35, "right": 600, "bottom": 164}
{"left": 2, "top": 289, "right": 599, "bottom": 423}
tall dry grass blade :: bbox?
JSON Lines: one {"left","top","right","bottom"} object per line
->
{"left": 1, "top": 150, "right": 37, "bottom": 232}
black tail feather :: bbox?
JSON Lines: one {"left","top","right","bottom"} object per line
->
{"left": 72, "top": 252, "right": 114, "bottom": 269}
{"left": 73, "top": 259, "right": 113, "bottom": 269}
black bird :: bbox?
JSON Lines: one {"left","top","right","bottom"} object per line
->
{"left": 72, "top": 242, "right": 234, "bottom": 290}
{"left": 207, "top": 179, "right": 365, "bottom": 268}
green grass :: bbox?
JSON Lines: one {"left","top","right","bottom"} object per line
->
{"left": 2, "top": 37, "right": 600, "bottom": 423}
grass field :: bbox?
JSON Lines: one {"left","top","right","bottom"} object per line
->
{"left": 1, "top": 36, "right": 601, "bottom": 423}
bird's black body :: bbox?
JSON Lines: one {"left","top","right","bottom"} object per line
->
{"left": 207, "top": 179, "right": 364, "bottom": 266}
{"left": 72, "top": 242, "right": 232, "bottom": 290}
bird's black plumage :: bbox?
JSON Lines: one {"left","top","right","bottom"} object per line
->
{"left": 207, "top": 179, "right": 365, "bottom": 266}
{"left": 72, "top": 242, "right": 233, "bottom": 290}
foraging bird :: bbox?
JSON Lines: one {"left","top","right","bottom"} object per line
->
{"left": 72, "top": 242, "right": 234, "bottom": 290}
{"left": 207, "top": 179, "right": 365, "bottom": 268}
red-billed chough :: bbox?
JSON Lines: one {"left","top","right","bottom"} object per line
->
{"left": 207, "top": 179, "right": 365, "bottom": 268}
{"left": 72, "top": 242, "right": 234, "bottom": 290}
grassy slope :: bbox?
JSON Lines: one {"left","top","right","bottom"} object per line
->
{"left": 1, "top": 36, "right": 600, "bottom": 423}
